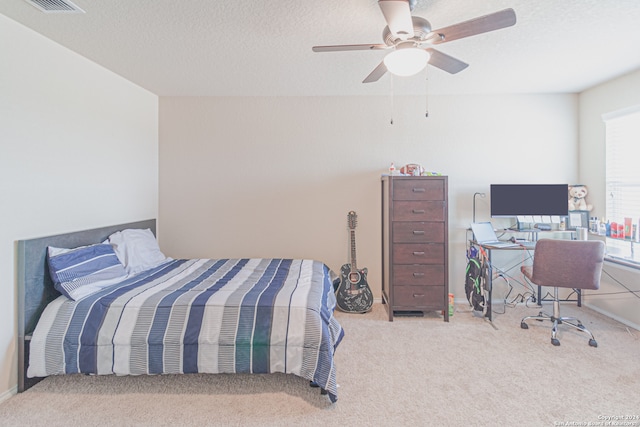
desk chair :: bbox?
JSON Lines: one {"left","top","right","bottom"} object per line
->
{"left": 520, "top": 239, "right": 605, "bottom": 347}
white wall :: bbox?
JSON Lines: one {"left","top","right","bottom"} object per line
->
{"left": 579, "top": 68, "right": 640, "bottom": 329}
{"left": 159, "top": 93, "right": 578, "bottom": 309}
{"left": 0, "top": 15, "right": 159, "bottom": 399}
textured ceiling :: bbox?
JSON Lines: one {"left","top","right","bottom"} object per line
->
{"left": 2, "top": 0, "right": 640, "bottom": 96}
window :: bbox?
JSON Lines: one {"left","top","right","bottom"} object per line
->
{"left": 603, "top": 105, "right": 640, "bottom": 260}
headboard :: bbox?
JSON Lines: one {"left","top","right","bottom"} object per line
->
{"left": 16, "top": 219, "right": 156, "bottom": 392}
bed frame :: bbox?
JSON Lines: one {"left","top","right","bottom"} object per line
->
{"left": 16, "top": 219, "right": 157, "bottom": 392}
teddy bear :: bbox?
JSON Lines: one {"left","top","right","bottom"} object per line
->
{"left": 568, "top": 185, "right": 593, "bottom": 211}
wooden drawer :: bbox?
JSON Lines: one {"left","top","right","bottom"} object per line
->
{"left": 392, "top": 201, "right": 445, "bottom": 222}
{"left": 393, "top": 285, "right": 445, "bottom": 308}
{"left": 393, "top": 222, "right": 444, "bottom": 243}
{"left": 393, "top": 265, "right": 445, "bottom": 287}
{"left": 392, "top": 243, "right": 444, "bottom": 264}
{"left": 393, "top": 179, "right": 445, "bottom": 201}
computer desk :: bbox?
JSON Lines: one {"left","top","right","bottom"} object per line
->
{"left": 475, "top": 242, "right": 533, "bottom": 322}
{"left": 474, "top": 234, "right": 580, "bottom": 322}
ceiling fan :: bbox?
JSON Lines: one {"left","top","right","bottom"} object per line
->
{"left": 312, "top": 0, "right": 516, "bottom": 83}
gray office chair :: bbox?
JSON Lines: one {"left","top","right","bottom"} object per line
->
{"left": 520, "top": 238, "right": 605, "bottom": 347}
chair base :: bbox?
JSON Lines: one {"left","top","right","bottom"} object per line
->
{"left": 521, "top": 311, "right": 597, "bottom": 347}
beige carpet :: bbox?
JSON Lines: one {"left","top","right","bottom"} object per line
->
{"left": 1, "top": 302, "right": 639, "bottom": 427}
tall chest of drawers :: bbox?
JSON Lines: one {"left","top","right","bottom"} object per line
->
{"left": 381, "top": 175, "right": 449, "bottom": 321}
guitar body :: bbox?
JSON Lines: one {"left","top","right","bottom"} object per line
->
{"left": 336, "top": 264, "right": 373, "bottom": 313}
{"left": 335, "top": 211, "right": 374, "bottom": 313}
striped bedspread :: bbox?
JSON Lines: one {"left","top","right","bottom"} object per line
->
{"left": 28, "top": 258, "right": 344, "bottom": 402}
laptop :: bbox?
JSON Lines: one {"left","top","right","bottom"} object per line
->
{"left": 470, "top": 222, "right": 520, "bottom": 248}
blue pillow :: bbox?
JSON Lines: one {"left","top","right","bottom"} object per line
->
{"left": 47, "top": 243, "right": 127, "bottom": 300}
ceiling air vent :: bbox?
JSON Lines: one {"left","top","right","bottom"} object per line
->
{"left": 25, "top": 0, "right": 85, "bottom": 13}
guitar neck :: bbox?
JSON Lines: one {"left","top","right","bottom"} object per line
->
{"left": 350, "top": 229, "right": 358, "bottom": 270}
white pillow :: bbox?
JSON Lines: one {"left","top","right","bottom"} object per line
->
{"left": 108, "top": 228, "right": 169, "bottom": 275}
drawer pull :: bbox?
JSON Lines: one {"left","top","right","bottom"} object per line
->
{"left": 413, "top": 272, "right": 425, "bottom": 277}
{"left": 413, "top": 294, "right": 425, "bottom": 298}
{"left": 412, "top": 230, "right": 425, "bottom": 235}
{"left": 412, "top": 209, "right": 425, "bottom": 214}
{"left": 413, "top": 251, "right": 425, "bottom": 256}
{"left": 412, "top": 188, "right": 425, "bottom": 193}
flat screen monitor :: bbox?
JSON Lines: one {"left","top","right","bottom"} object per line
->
{"left": 490, "top": 184, "right": 569, "bottom": 217}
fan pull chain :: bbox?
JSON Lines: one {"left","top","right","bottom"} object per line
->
{"left": 390, "top": 75, "right": 394, "bottom": 125}
{"left": 425, "top": 67, "right": 429, "bottom": 118}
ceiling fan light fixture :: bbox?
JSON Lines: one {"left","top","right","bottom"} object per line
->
{"left": 383, "top": 47, "right": 430, "bottom": 77}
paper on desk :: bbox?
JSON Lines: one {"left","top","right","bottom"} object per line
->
{"left": 569, "top": 212, "right": 585, "bottom": 227}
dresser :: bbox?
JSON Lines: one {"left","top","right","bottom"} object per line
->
{"left": 381, "top": 175, "right": 449, "bottom": 321}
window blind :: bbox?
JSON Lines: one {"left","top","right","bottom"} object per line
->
{"left": 603, "top": 105, "right": 640, "bottom": 254}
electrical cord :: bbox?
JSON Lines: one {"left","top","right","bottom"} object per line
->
{"left": 491, "top": 269, "right": 538, "bottom": 314}
{"left": 485, "top": 258, "right": 536, "bottom": 295}
{"left": 597, "top": 268, "right": 640, "bottom": 299}
{"left": 491, "top": 273, "right": 511, "bottom": 314}
{"left": 478, "top": 256, "right": 531, "bottom": 315}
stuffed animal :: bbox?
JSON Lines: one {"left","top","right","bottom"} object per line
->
{"left": 568, "top": 185, "right": 593, "bottom": 211}
{"left": 399, "top": 163, "right": 424, "bottom": 176}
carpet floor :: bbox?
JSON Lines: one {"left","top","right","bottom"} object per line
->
{"left": 1, "top": 302, "right": 639, "bottom": 426}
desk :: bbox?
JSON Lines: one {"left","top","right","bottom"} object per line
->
{"left": 476, "top": 243, "right": 533, "bottom": 322}
{"left": 474, "top": 239, "right": 582, "bottom": 321}
{"left": 499, "top": 228, "right": 576, "bottom": 242}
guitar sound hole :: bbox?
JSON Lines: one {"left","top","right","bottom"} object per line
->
{"left": 349, "top": 272, "right": 361, "bottom": 283}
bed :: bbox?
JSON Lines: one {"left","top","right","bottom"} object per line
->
{"left": 17, "top": 219, "right": 344, "bottom": 402}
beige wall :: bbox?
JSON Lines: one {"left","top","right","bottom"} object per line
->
{"left": 579, "top": 68, "right": 640, "bottom": 329}
{"left": 159, "top": 94, "right": 578, "bottom": 307}
{"left": 0, "top": 15, "right": 159, "bottom": 399}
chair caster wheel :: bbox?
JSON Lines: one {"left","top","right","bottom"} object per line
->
{"left": 577, "top": 324, "right": 585, "bottom": 330}
{"left": 589, "top": 339, "right": 598, "bottom": 347}
{"left": 520, "top": 322, "right": 529, "bottom": 329}
{"left": 551, "top": 338, "right": 560, "bottom": 346}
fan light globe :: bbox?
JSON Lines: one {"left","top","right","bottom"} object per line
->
{"left": 383, "top": 48, "right": 430, "bottom": 77}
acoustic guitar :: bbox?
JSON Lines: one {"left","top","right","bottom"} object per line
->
{"left": 336, "top": 211, "right": 374, "bottom": 313}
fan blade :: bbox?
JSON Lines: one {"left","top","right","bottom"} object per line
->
{"left": 425, "top": 48, "right": 468, "bottom": 74}
{"left": 378, "top": 0, "right": 414, "bottom": 40}
{"left": 363, "top": 62, "right": 388, "bottom": 83}
{"left": 426, "top": 8, "right": 516, "bottom": 45}
{"left": 312, "top": 44, "right": 389, "bottom": 52}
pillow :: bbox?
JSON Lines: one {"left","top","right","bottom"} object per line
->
{"left": 47, "top": 243, "right": 127, "bottom": 300}
{"left": 108, "top": 228, "right": 169, "bottom": 275}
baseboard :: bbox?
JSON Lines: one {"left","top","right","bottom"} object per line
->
{"left": 0, "top": 385, "right": 17, "bottom": 405}
{"left": 584, "top": 302, "right": 640, "bottom": 332}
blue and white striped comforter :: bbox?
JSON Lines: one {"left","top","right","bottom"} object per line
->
{"left": 28, "top": 258, "right": 344, "bottom": 401}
